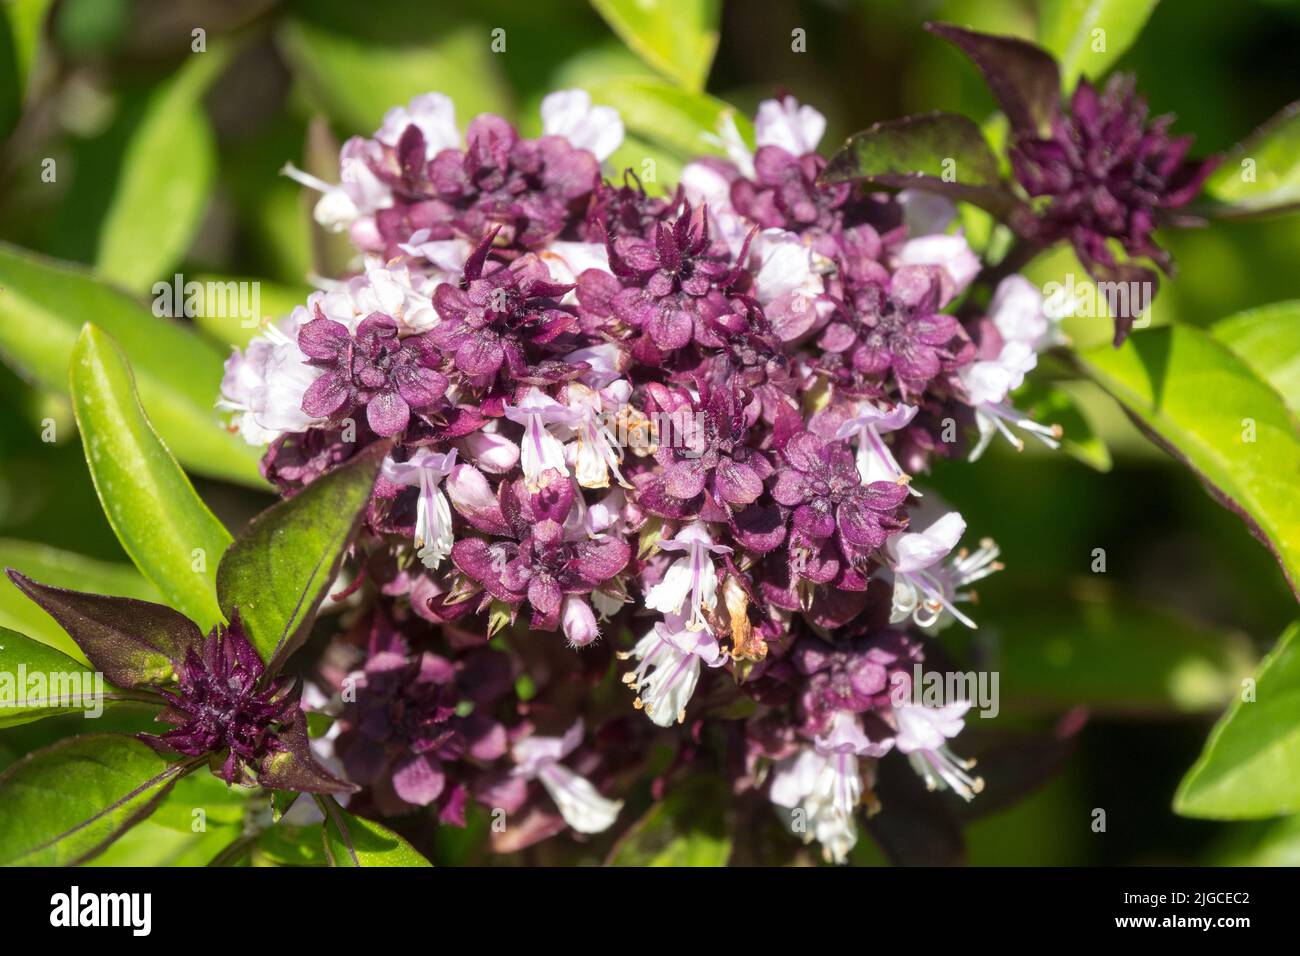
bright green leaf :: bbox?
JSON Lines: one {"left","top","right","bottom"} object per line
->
{"left": 1176, "top": 622, "right": 1300, "bottom": 818}
{"left": 0, "top": 243, "right": 266, "bottom": 486}
{"left": 606, "top": 776, "right": 731, "bottom": 866}
{"left": 1204, "top": 101, "right": 1300, "bottom": 218}
{"left": 583, "top": 75, "right": 752, "bottom": 163}
{"left": 1037, "top": 0, "right": 1160, "bottom": 89}
{"left": 1078, "top": 325, "right": 1300, "bottom": 600}
{"left": 94, "top": 47, "right": 229, "bottom": 292}
{"left": 85, "top": 819, "right": 242, "bottom": 867}
{"left": 0, "top": 626, "right": 143, "bottom": 728}
{"left": 255, "top": 821, "right": 329, "bottom": 866}
{"left": 0, "top": 540, "right": 159, "bottom": 661}
{"left": 319, "top": 799, "right": 431, "bottom": 867}
{"left": 0, "top": 733, "right": 193, "bottom": 865}
{"left": 1211, "top": 300, "right": 1300, "bottom": 416}
{"left": 216, "top": 442, "right": 386, "bottom": 670}
{"left": 589, "top": 0, "right": 719, "bottom": 92}
{"left": 69, "top": 324, "right": 232, "bottom": 630}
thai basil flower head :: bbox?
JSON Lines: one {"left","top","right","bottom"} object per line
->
{"left": 584, "top": 170, "right": 683, "bottom": 240}
{"left": 1011, "top": 74, "right": 1219, "bottom": 283}
{"left": 299, "top": 311, "right": 448, "bottom": 437}
{"left": 148, "top": 616, "right": 299, "bottom": 785}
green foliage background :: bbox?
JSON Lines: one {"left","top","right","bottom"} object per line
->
{"left": 0, "top": 0, "right": 1298, "bottom": 865}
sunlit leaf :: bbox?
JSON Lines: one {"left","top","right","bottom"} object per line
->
{"left": 1211, "top": 300, "right": 1300, "bottom": 416}
{"left": 606, "top": 776, "right": 731, "bottom": 866}
{"left": 1037, "top": 0, "right": 1160, "bottom": 89}
{"left": 69, "top": 325, "right": 232, "bottom": 629}
{"left": 1203, "top": 101, "right": 1300, "bottom": 219}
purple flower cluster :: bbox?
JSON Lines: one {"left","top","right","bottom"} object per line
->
{"left": 224, "top": 87, "right": 1077, "bottom": 862}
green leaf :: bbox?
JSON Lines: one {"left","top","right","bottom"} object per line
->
{"left": 983, "top": 583, "right": 1253, "bottom": 716}
{"left": 147, "top": 770, "right": 250, "bottom": 832}
{"left": 0, "top": 540, "right": 159, "bottom": 661}
{"left": 0, "top": 733, "right": 193, "bottom": 865}
{"left": 278, "top": 3, "right": 510, "bottom": 137}
{"left": 86, "top": 820, "right": 242, "bottom": 867}
{"left": 584, "top": 75, "right": 752, "bottom": 164}
{"left": 216, "top": 442, "right": 386, "bottom": 670}
{"left": 0, "top": 626, "right": 142, "bottom": 728}
{"left": 69, "top": 324, "right": 232, "bottom": 630}
{"left": 254, "top": 822, "right": 329, "bottom": 866}
{"left": 1211, "top": 301, "right": 1300, "bottom": 416}
{"left": 319, "top": 799, "right": 432, "bottom": 867}
{"left": 1036, "top": 0, "right": 1160, "bottom": 89}
{"left": 1203, "top": 101, "right": 1300, "bottom": 219}
{"left": 0, "top": 243, "right": 266, "bottom": 486}
{"left": 1176, "top": 622, "right": 1300, "bottom": 819}
{"left": 589, "top": 0, "right": 719, "bottom": 92}
{"left": 605, "top": 776, "right": 732, "bottom": 866}
{"left": 94, "top": 48, "right": 229, "bottom": 292}
{"left": 1078, "top": 325, "right": 1300, "bottom": 600}
{"left": 820, "top": 112, "right": 1029, "bottom": 225}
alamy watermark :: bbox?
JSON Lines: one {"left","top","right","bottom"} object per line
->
{"left": 0, "top": 665, "right": 106, "bottom": 718}
{"left": 153, "top": 273, "right": 263, "bottom": 328}
{"left": 890, "top": 664, "right": 1000, "bottom": 719}
{"left": 1043, "top": 272, "right": 1154, "bottom": 329}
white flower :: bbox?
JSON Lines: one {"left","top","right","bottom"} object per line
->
{"left": 376, "top": 92, "right": 459, "bottom": 157}
{"left": 892, "top": 702, "right": 984, "bottom": 802}
{"left": 883, "top": 511, "right": 994, "bottom": 630}
{"left": 750, "top": 228, "right": 824, "bottom": 306}
{"left": 511, "top": 720, "right": 622, "bottom": 834}
{"left": 643, "top": 522, "right": 732, "bottom": 631}
{"left": 621, "top": 613, "right": 724, "bottom": 727}
{"left": 382, "top": 449, "right": 458, "bottom": 570}
{"left": 833, "top": 401, "right": 918, "bottom": 488}
{"left": 539, "top": 241, "right": 610, "bottom": 306}
{"left": 218, "top": 311, "right": 323, "bottom": 445}
{"left": 894, "top": 232, "right": 981, "bottom": 300}
{"left": 503, "top": 386, "right": 582, "bottom": 483}
{"left": 754, "top": 95, "right": 826, "bottom": 155}
{"left": 768, "top": 712, "right": 892, "bottom": 864}
{"left": 540, "top": 89, "right": 624, "bottom": 162}
{"left": 459, "top": 422, "right": 520, "bottom": 474}
{"left": 281, "top": 137, "right": 391, "bottom": 235}
{"left": 560, "top": 383, "right": 629, "bottom": 490}
{"left": 962, "top": 275, "right": 1063, "bottom": 461}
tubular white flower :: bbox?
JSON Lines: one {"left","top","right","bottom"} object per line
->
{"left": 511, "top": 720, "right": 622, "bottom": 834}
{"left": 892, "top": 701, "right": 984, "bottom": 801}
{"left": 643, "top": 522, "right": 732, "bottom": 631}
{"left": 382, "top": 449, "right": 458, "bottom": 570}
{"left": 621, "top": 613, "right": 724, "bottom": 726}
{"left": 503, "top": 387, "right": 582, "bottom": 484}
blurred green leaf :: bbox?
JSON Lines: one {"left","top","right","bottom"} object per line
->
{"left": 95, "top": 47, "right": 230, "bottom": 292}
{"left": 147, "top": 769, "right": 251, "bottom": 832}
{"left": 255, "top": 821, "right": 329, "bottom": 866}
{"left": 1204, "top": 101, "right": 1300, "bottom": 218}
{"left": 0, "top": 733, "right": 190, "bottom": 865}
{"left": 606, "top": 776, "right": 731, "bottom": 866}
{"left": 589, "top": 0, "right": 719, "bottom": 92}
{"left": 1078, "top": 325, "right": 1300, "bottom": 600}
{"left": 320, "top": 800, "right": 432, "bottom": 867}
{"left": 1216, "top": 813, "right": 1300, "bottom": 865}
{"left": 1211, "top": 300, "right": 1300, "bottom": 415}
{"left": 1036, "top": 0, "right": 1160, "bottom": 88}
{"left": 69, "top": 325, "right": 232, "bottom": 630}
{"left": 0, "top": 540, "right": 158, "bottom": 660}
{"left": 0, "top": 626, "right": 137, "bottom": 728}
{"left": 279, "top": 2, "right": 510, "bottom": 135}
{"left": 216, "top": 442, "right": 385, "bottom": 669}
{"left": 1176, "top": 622, "right": 1300, "bottom": 818}
{"left": 0, "top": 243, "right": 265, "bottom": 486}
{"left": 986, "top": 582, "right": 1253, "bottom": 715}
